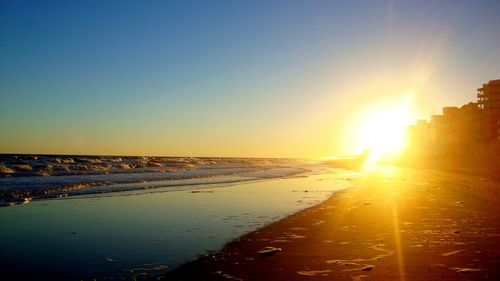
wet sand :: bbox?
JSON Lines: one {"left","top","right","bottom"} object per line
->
{"left": 161, "top": 166, "right": 500, "bottom": 281}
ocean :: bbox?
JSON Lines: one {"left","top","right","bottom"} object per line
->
{"left": 0, "top": 154, "right": 357, "bottom": 280}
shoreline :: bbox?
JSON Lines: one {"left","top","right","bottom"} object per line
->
{"left": 160, "top": 166, "right": 500, "bottom": 281}
{"left": 1, "top": 166, "right": 351, "bottom": 280}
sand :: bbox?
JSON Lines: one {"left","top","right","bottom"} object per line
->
{"left": 160, "top": 166, "right": 500, "bottom": 281}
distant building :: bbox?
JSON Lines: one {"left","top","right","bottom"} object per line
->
{"left": 426, "top": 103, "right": 481, "bottom": 155}
{"left": 477, "top": 79, "right": 500, "bottom": 141}
{"left": 415, "top": 119, "right": 430, "bottom": 144}
{"left": 407, "top": 119, "right": 431, "bottom": 148}
{"left": 430, "top": 114, "right": 444, "bottom": 145}
{"left": 406, "top": 79, "right": 499, "bottom": 159}
{"left": 442, "top": 106, "right": 459, "bottom": 117}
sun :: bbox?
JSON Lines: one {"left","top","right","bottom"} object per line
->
{"left": 355, "top": 93, "right": 414, "bottom": 167}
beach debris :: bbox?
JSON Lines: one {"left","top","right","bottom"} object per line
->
{"left": 450, "top": 267, "right": 482, "bottom": 273}
{"left": 296, "top": 269, "right": 331, "bottom": 276}
{"left": 258, "top": 246, "right": 282, "bottom": 257}
{"left": 441, "top": 249, "right": 465, "bottom": 256}
{"left": 213, "top": 271, "right": 243, "bottom": 281}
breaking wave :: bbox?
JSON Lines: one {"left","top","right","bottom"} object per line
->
{"left": 0, "top": 154, "right": 311, "bottom": 206}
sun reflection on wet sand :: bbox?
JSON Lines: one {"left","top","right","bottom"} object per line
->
{"left": 391, "top": 194, "right": 406, "bottom": 281}
{"left": 361, "top": 166, "right": 407, "bottom": 280}
{"left": 162, "top": 165, "right": 500, "bottom": 280}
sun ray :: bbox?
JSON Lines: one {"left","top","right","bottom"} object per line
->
{"left": 391, "top": 194, "right": 406, "bottom": 281}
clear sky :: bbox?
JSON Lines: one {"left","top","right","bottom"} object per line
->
{"left": 1, "top": 0, "right": 499, "bottom": 158}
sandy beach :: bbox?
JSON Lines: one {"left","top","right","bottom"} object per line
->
{"left": 161, "top": 166, "right": 500, "bottom": 281}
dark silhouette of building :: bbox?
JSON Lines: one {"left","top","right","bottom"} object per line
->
{"left": 402, "top": 79, "right": 500, "bottom": 177}
{"left": 407, "top": 119, "right": 431, "bottom": 149}
{"left": 407, "top": 79, "right": 500, "bottom": 156}
{"left": 424, "top": 103, "right": 481, "bottom": 155}
{"left": 477, "top": 79, "right": 500, "bottom": 141}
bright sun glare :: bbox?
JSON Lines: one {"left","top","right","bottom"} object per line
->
{"left": 355, "top": 92, "right": 415, "bottom": 166}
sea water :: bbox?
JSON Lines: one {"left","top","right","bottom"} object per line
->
{"left": 0, "top": 156, "right": 357, "bottom": 280}
{"left": 0, "top": 155, "right": 308, "bottom": 202}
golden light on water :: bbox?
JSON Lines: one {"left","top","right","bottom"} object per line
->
{"left": 353, "top": 91, "right": 415, "bottom": 168}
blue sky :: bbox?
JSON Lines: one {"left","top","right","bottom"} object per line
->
{"left": 1, "top": 0, "right": 499, "bottom": 157}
